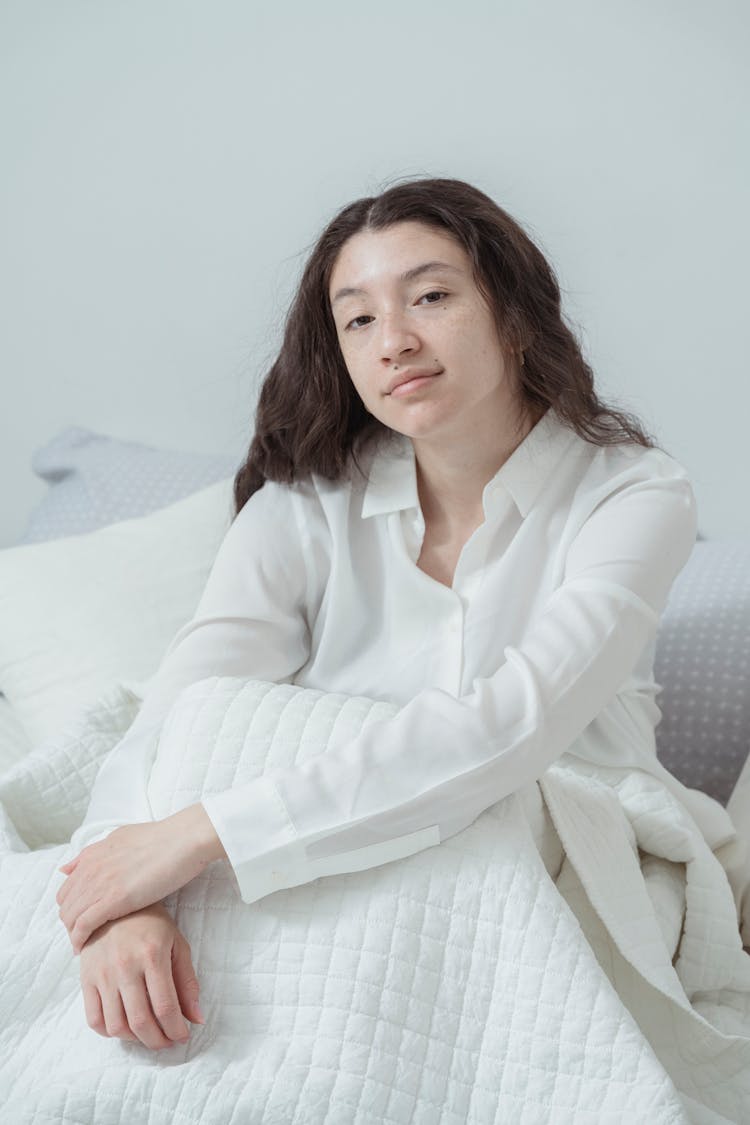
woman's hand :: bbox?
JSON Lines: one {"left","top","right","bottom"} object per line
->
{"left": 79, "top": 902, "right": 205, "bottom": 1051}
{"left": 56, "top": 804, "right": 227, "bottom": 954}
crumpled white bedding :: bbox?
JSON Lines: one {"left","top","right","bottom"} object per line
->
{"left": 1, "top": 676, "right": 749, "bottom": 1125}
{"left": 0, "top": 691, "right": 32, "bottom": 774}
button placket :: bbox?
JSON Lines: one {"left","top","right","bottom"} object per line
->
{"left": 443, "top": 592, "right": 465, "bottom": 692}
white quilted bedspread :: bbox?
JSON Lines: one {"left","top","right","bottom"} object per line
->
{"left": 1, "top": 676, "right": 750, "bottom": 1125}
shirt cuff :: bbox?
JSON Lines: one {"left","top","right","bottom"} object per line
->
{"left": 200, "top": 778, "right": 441, "bottom": 905}
{"left": 200, "top": 776, "right": 301, "bottom": 902}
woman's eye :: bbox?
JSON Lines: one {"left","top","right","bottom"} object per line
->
{"left": 344, "top": 292, "right": 447, "bottom": 331}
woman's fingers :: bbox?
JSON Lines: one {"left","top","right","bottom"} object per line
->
{"left": 119, "top": 976, "right": 174, "bottom": 1051}
{"left": 57, "top": 874, "right": 106, "bottom": 941}
{"left": 57, "top": 856, "right": 79, "bottom": 879}
{"left": 142, "top": 949, "right": 190, "bottom": 1045}
{"left": 78, "top": 903, "right": 198, "bottom": 1051}
{"left": 171, "top": 933, "right": 205, "bottom": 1026}
{"left": 81, "top": 982, "right": 109, "bottom": 1038}
{"left": 100, "top": 983, "right": 145, "bottom": 1046}
{"left": 70, "top": 904, "right": 109, "bottom": 954}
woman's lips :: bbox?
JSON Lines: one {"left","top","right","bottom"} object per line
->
{"left": 389, "top": 374, "right": 440, "bottom": 398}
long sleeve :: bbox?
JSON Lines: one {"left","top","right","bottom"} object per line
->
{"left": 201, "top": 467, "right": 699, "bottom": 903}
{"left": 68, "top": 479, "right": 312, "bottom": 855}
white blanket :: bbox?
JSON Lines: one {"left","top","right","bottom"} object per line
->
{"left": 1, "top": 676, "right": 749, "bottom": 1125}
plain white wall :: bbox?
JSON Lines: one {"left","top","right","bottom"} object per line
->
{"left": 1, "top": 0, "right": 747, "bottom": 547}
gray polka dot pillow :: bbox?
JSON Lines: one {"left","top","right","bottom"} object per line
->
{"left": 18, "top": 426, "right": 237, "bottom": 544}
{"left": 655, "top": 540, "right": 750, "bottom": 806}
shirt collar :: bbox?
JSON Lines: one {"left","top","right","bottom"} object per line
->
{"left": 360, "top": 406, "right": 578, "bottom": 521}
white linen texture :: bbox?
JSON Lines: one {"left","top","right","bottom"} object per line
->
{"left": 2, "top": 676, "right": 749, "bottom": 1124}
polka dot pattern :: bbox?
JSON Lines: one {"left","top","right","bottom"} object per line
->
{"left": 18, "top": 426, "right": 237, "bottom": 543}
{"left": 655, "top": 540, "right": 750, "bottom": 806}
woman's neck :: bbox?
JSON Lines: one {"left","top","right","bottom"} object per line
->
{"left": 413, "top": 405, "right": 542, "bottom": 529}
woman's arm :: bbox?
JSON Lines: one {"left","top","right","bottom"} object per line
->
{"left": 57, "top": 478, "right": 313, "bottom": 948}
{"left": 61, "top": 460, "right": 699, "bottom": 929}
{"left": 195, "top": 464, "right": 699, "bottom": 904}
{"left": 57, "top": 804, "right": 226, "bottom": 952}
{"left": 65, "top": 477, "right": 312, "bottom": 857}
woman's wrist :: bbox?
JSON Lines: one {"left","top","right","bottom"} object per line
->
{"left": 165, "top": 803, "right": 228, "bottom": 867}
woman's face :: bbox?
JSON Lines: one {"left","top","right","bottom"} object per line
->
{"left": 328, "top": 220, "right": 521, "bottom": 446}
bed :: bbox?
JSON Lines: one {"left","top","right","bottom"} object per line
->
{"left": 1, "top": 425, "right": 749, "bottom": 1124}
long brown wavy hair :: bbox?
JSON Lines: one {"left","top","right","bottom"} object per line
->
{"left": 232, "top": 176, "right": 659, "bottom": 519}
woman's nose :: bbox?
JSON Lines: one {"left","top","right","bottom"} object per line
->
{"left": 377, "top": 310, "right": 420, "bottom": 364}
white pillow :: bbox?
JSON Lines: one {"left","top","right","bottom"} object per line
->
{"left": 0, "top": 478, "right": 234, "bottom": 746}
{"left": 0, "top": 694, "right": 32, "bottom": 772}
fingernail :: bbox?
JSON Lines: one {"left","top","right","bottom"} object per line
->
{"left": 193, "top": 1006, "right": 206, "bottom": 1024}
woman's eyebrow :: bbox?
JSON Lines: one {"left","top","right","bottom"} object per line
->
{"left": 331, "top": 261, "right": 463, "bottom": 306}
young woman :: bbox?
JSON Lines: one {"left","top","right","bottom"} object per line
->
{"left": 55, "top": 177, "right": 703, "bottom": 1052}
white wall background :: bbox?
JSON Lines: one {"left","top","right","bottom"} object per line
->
{"left": 1, "top": 0, "right": 747, "bottom": 546}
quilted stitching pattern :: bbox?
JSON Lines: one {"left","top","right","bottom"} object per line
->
{"left": 0, "top": 682, "right": 141, "bottom": 847}
{"left": 1, "top": 677, "right": 749, "bottom": 1123}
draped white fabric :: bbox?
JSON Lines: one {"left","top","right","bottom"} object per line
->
{"left": 70, "top": 407, "right": 736, "bottom": 903}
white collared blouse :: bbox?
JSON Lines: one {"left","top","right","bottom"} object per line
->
{"left": 70, "top": 406, "right": 730, "bottom": 903}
